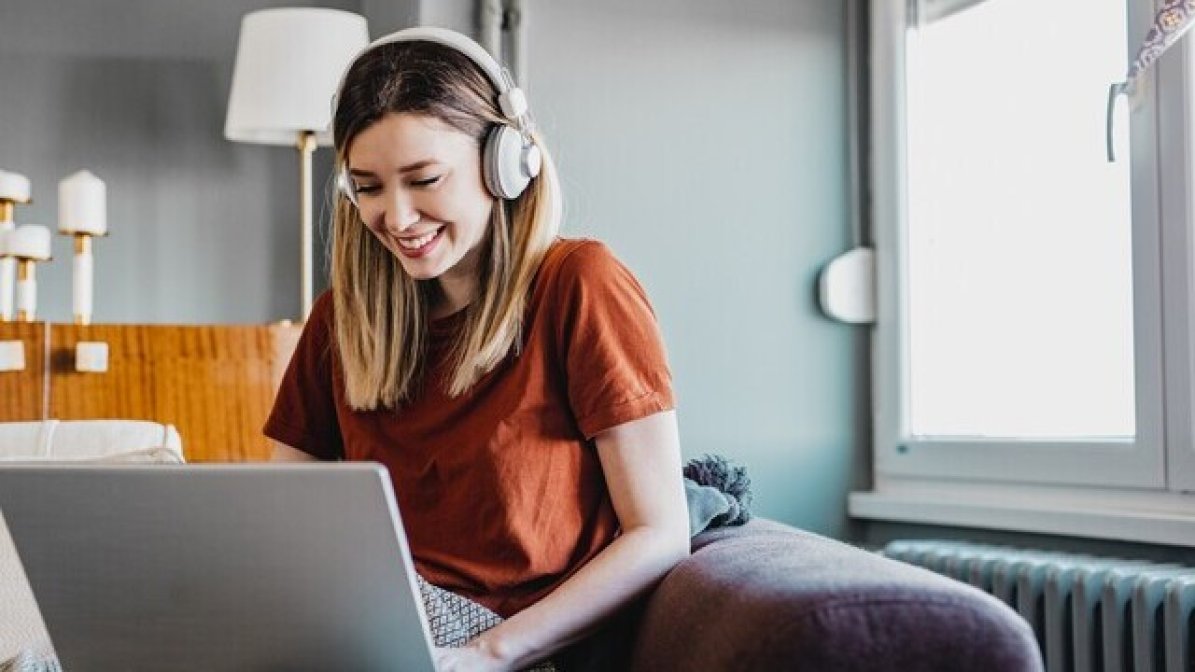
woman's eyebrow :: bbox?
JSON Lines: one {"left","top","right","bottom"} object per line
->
{"left": 349, "top": 159, "right": 438, "bottom": 178}
{"left": 397, "top": 159, "right": 438, "bottom": 173}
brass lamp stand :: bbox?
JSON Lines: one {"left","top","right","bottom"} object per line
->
{"left": 298, "top": 130, "right": 316, "bottom": 318}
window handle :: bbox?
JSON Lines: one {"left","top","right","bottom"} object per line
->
{"left": 1106, "top": 0, "right": 1195, "bottom": 163}
{"left": 1105, "top": 81, "right": 1126, "bottom": 163}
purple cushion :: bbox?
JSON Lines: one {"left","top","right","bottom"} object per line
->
{"left": 629, "top": 519, "right": 1042, "bottom": 672}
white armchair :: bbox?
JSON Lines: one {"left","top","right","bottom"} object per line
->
{"left": 0, "top": 420, "right": 183, "bottom": 664}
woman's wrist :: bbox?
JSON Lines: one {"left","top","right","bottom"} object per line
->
{"left": 475, "top": 619, "right": 556, "bottom": 671}
{"left": 469, "top": 631, "right": 520, "bottom": 669}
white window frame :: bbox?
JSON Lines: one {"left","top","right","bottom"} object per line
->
{"left": 1163, "top": 35, "right": 1195, "bottom": 493}
{"left": 849, "top": 0, "right": 1195, "bottom": 546}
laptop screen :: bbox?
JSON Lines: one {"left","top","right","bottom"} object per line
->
{"left": 0, "top": 463, "right": 437, "bottom": 671}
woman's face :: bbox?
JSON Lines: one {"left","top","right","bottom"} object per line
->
{"left": 345, "top": 112, "right": 494, "bottom": 283}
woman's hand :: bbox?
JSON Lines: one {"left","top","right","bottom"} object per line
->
{"left": 433, "top": 643, "right": 512, "bottom": 672}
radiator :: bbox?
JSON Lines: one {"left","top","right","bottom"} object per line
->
{"left": 882, "top": 540, "right": 1195, "bottom": 672}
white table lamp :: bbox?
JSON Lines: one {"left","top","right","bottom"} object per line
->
{"left": 225, "top": 7, "right": 369, "bottom": 318}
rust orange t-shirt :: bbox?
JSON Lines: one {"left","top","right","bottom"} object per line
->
{"left": 264, "top": 238, "right": 675, "bottom": 617}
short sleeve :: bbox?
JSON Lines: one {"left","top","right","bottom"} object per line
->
{"left": 263, "top": 292, "right": 345, "bottom": 460}
{"left": 554, "top": 241, "right": 675, "bottom": 439}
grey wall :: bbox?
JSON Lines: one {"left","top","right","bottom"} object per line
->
{"left": 2, "top": 0, "right": 866, "bottom": 538}
{"left": 509, "top": 1, "right": 866, "bottom": 537}
{"left": 361, "top": 0, "right": 419, "bottom": 35}
{"left": 0, "top": 0, "right": 364, "bottom": 324}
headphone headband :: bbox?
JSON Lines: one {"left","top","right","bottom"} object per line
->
{"left": 365, "top": 27, "right": 509, "bottom": 94}
{"left": 331, "top": 26, "right": 528, "bottom": 124}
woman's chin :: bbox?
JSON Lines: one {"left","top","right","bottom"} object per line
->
{"left": 387, "top": 245, "right": 445, "bottom": 280}
{"left": 398, "top": 262, "right": 444, "bottom": 281}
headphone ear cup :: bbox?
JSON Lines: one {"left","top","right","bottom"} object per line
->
{"left": 483, "top": 125, "right": 533, "bottom": 200}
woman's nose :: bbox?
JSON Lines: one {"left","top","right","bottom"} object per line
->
{"left": 383, "top": 190, "right": 420, "bottom": 232}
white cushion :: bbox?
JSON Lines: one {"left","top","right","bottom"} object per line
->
{"left": 0, "top": 420, "right": 184, "bottom": 662}
{"left": 0, "top": 419, "right": 183, "bottom": 463}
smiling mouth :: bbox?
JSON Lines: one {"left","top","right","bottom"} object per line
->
{"left": 397, "top": 227, "right": 443, "bottom": 250}
{"left": 392, "top": 226, "right": 445, "bottom": 259}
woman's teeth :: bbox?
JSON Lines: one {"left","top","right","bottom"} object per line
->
{"left": 398, "top": 229, "right": 439, "bottom": 249}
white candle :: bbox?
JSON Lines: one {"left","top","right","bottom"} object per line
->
{"left": 9, "top": 225, "right": 52, "bottom": 260}
{"left": 11, "top": 226, "right": 50, "bottom": 322}
{"left": 0, "top": 229, "right": 12, "bottom": 321}
{"left": 59, "top": 170, "right": 107, "bottom": 235}
{"left": 0, "top": 170, "right": 31, "bottom": 204}
{"left": 74, "top": 241, "right": 93, "bottom": 323}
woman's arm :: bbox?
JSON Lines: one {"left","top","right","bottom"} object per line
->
{"left": 440, "top": 409, "right": 690, "bottom": 671}
{"left": 271, "top": 441, "right": 319, "bottom": 462}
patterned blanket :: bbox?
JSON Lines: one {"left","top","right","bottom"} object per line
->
{"left": 417, "top": 575, "right": 557, "bottom": 671}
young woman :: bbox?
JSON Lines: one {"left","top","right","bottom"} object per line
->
{"left": 265, "top": 27, "right": 689, "bottom": 671}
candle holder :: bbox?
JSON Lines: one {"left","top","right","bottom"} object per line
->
{"left": 0, "top": 198, "right": 18, "bottom": 223}
{"left": 59, "top": 171, "right": 108, "bottom": 325}
{"left": 0, "top": 170, "right": 32, "bottom": 323}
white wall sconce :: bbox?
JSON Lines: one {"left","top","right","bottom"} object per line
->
{"left": 0, "top": 341, "right": 25, "bottom": 372}
{"left": 75, "top": 341, "right": 109, "bottom": 373}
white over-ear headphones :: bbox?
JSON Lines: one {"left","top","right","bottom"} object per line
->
{"left": 333, "top": 26, "right": 542, "bottom": 203}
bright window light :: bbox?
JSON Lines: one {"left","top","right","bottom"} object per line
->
{"left": 905, "top": 0, "right": 1135, "bottom": 438}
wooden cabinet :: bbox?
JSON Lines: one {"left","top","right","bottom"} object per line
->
{"left": 0, "top": 322, "right": 46, "bottom": 422}
{"left": 0, "top": 322, "right": 303, "bottom": 462}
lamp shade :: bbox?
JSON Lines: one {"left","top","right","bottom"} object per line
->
{"left": 224, "top": 8, "right": 369, "bottom": 146}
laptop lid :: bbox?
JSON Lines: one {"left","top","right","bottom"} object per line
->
{"left": 0, "top": 463, "right": 437, "bottom": 672}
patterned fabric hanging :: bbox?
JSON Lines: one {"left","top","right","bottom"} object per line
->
{"left": 1106, "top": 0, "right": 1195, "bottom": 160}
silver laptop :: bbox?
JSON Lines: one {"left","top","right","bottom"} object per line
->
{"left": 0, "top": 463, "right": 437, "bottom": 671}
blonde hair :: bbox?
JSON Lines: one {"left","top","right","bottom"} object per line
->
{"left": 331, "top": 41, "right": 561, "bottom": 410}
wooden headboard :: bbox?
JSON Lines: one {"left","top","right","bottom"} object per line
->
{"left": 0, "top": 322, "right": 303, "bottom": 462}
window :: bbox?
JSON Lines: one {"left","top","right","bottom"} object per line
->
{"left": 906, "top": 0, "right": 1135, "bottom": 441}
{"left": 851, "top": 0, "right": 1195, "bottom": 545}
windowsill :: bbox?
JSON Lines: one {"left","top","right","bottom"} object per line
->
{"left": 848, "top": 477, "right": 1195, "bottom": 548}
